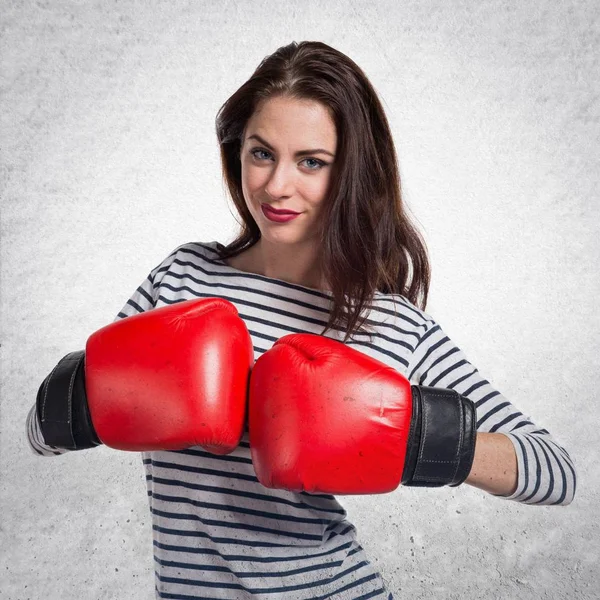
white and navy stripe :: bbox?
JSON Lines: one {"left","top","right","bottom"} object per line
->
{"left": 27, "top": 240, "right": 576, "bottom": 599}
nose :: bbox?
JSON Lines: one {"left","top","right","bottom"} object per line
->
{"left": 264, "top": 161, "right": 295, "bottom": 199}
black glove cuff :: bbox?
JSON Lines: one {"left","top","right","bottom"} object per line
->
{"left": 36, "top": 350, "right": 101, "bottom": 450}
{"left": 401, "top": 386, "right": 477, "bottom": 487}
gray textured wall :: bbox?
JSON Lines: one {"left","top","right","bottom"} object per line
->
{"left": 1, "top": 1, "right": 598, "bottom": 598}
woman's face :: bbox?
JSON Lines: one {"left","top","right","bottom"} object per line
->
{"left": 239, "top": 96, "right": 338, "bottom": 247}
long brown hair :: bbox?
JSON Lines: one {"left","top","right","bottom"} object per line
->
{"left": 215, "top": 41, "right": 430, "bottom": 344}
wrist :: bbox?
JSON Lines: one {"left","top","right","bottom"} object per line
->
{"left": 37, "top": 350, "right": 101, "bottom": 449}
{"left": 401, "top": 386, "right": 477, "bottom": 487}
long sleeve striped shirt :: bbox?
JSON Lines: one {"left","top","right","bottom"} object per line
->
{"left": 26, "top": 240, "right": 576, "bottom": 599}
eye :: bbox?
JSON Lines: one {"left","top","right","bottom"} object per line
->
{"left": 302, "top": 158, "right": 326, "bottom": 171}
{"left": 250, "top": 148, "right": 272, "bottom": 161}
{"left": 250, "top": 148, "right": 328, "bottom": 171}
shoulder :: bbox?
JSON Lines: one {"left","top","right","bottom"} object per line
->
{"left": 169, "top": 240, "right": 223, "bottom": 259}
{"left": 367, "top": 291, "right": 437, "bottom": 341}
{"left": 146, "top": 240, "right": 226, "bottom": 290}
{"left": 145, "top": 240, "right": 232, "bottom": 307}
{"left": 155, "top": 240, "right": 224, "bottom": 270}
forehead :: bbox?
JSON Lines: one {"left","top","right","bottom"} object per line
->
{"left": 245, "top": 96, "right": 337, "bottom": 143}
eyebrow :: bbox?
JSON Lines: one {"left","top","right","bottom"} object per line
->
{"left": 246, "top": 134, "right": 335, "bottom": 158}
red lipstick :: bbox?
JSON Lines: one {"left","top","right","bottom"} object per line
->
{"left": 261, "top": 204, "right": 301, "bottom": 223}
{"left": 262, "top": 205, "right": 300, "bottom": 215}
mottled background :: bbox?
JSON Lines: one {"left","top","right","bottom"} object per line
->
{"left": 1, "top": 1, "right": 598, "bottom": 598}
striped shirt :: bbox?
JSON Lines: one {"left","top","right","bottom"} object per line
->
{"left": 27, "top": 240, "right": 576, "bottom": 599}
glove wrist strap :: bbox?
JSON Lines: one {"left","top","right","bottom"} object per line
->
{"left": 401, "top": 386, "right": 477, "bottom": 487}
{"left": 36, "top": 350, "right": 101, "bottom": 450}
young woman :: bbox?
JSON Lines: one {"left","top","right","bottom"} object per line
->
{"left": 28, "top": 41, "right": 576, "bottom": 599}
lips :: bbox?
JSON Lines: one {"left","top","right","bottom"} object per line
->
{"left": 262, "top": 204, "right": 300, "bottom": 215}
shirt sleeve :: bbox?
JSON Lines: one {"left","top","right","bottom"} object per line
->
{"left": 406, "top": 318, "right": 577, "bottom": 506}
{"left": 26, "top": 245, "right": 183, "bottom": 457}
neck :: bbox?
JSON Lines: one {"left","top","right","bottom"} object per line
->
{"left": 251, "top": 239, "right": 329, "bottom": 291}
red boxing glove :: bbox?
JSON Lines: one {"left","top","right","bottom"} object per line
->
{"left": 38, "top": 298, "right": 253, "bottom": 454}
{"left": 249, "top": 333, "right": 476, "bottom": 494}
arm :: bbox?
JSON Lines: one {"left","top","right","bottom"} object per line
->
{"left": 26, "top": 263, "right": 160, "bottom": 456}
{"left": 466, "top": 432, "right": 518, "bottom": 496}
{"left": 26, "top": 402, "right": 70, "bottom": 457}
{"left": 408, "top": 320, "right": 576, "bottom": 505}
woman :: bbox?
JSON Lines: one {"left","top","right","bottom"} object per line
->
{"left": 27, "top": 41, "right": 576, "bottom": 599}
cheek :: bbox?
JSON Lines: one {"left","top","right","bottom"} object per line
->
{"left": 305, "top": 177, "right": 331, "bottom": 206}
{"left": 242, "top": 163, "right": 267, "bottom": 192}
